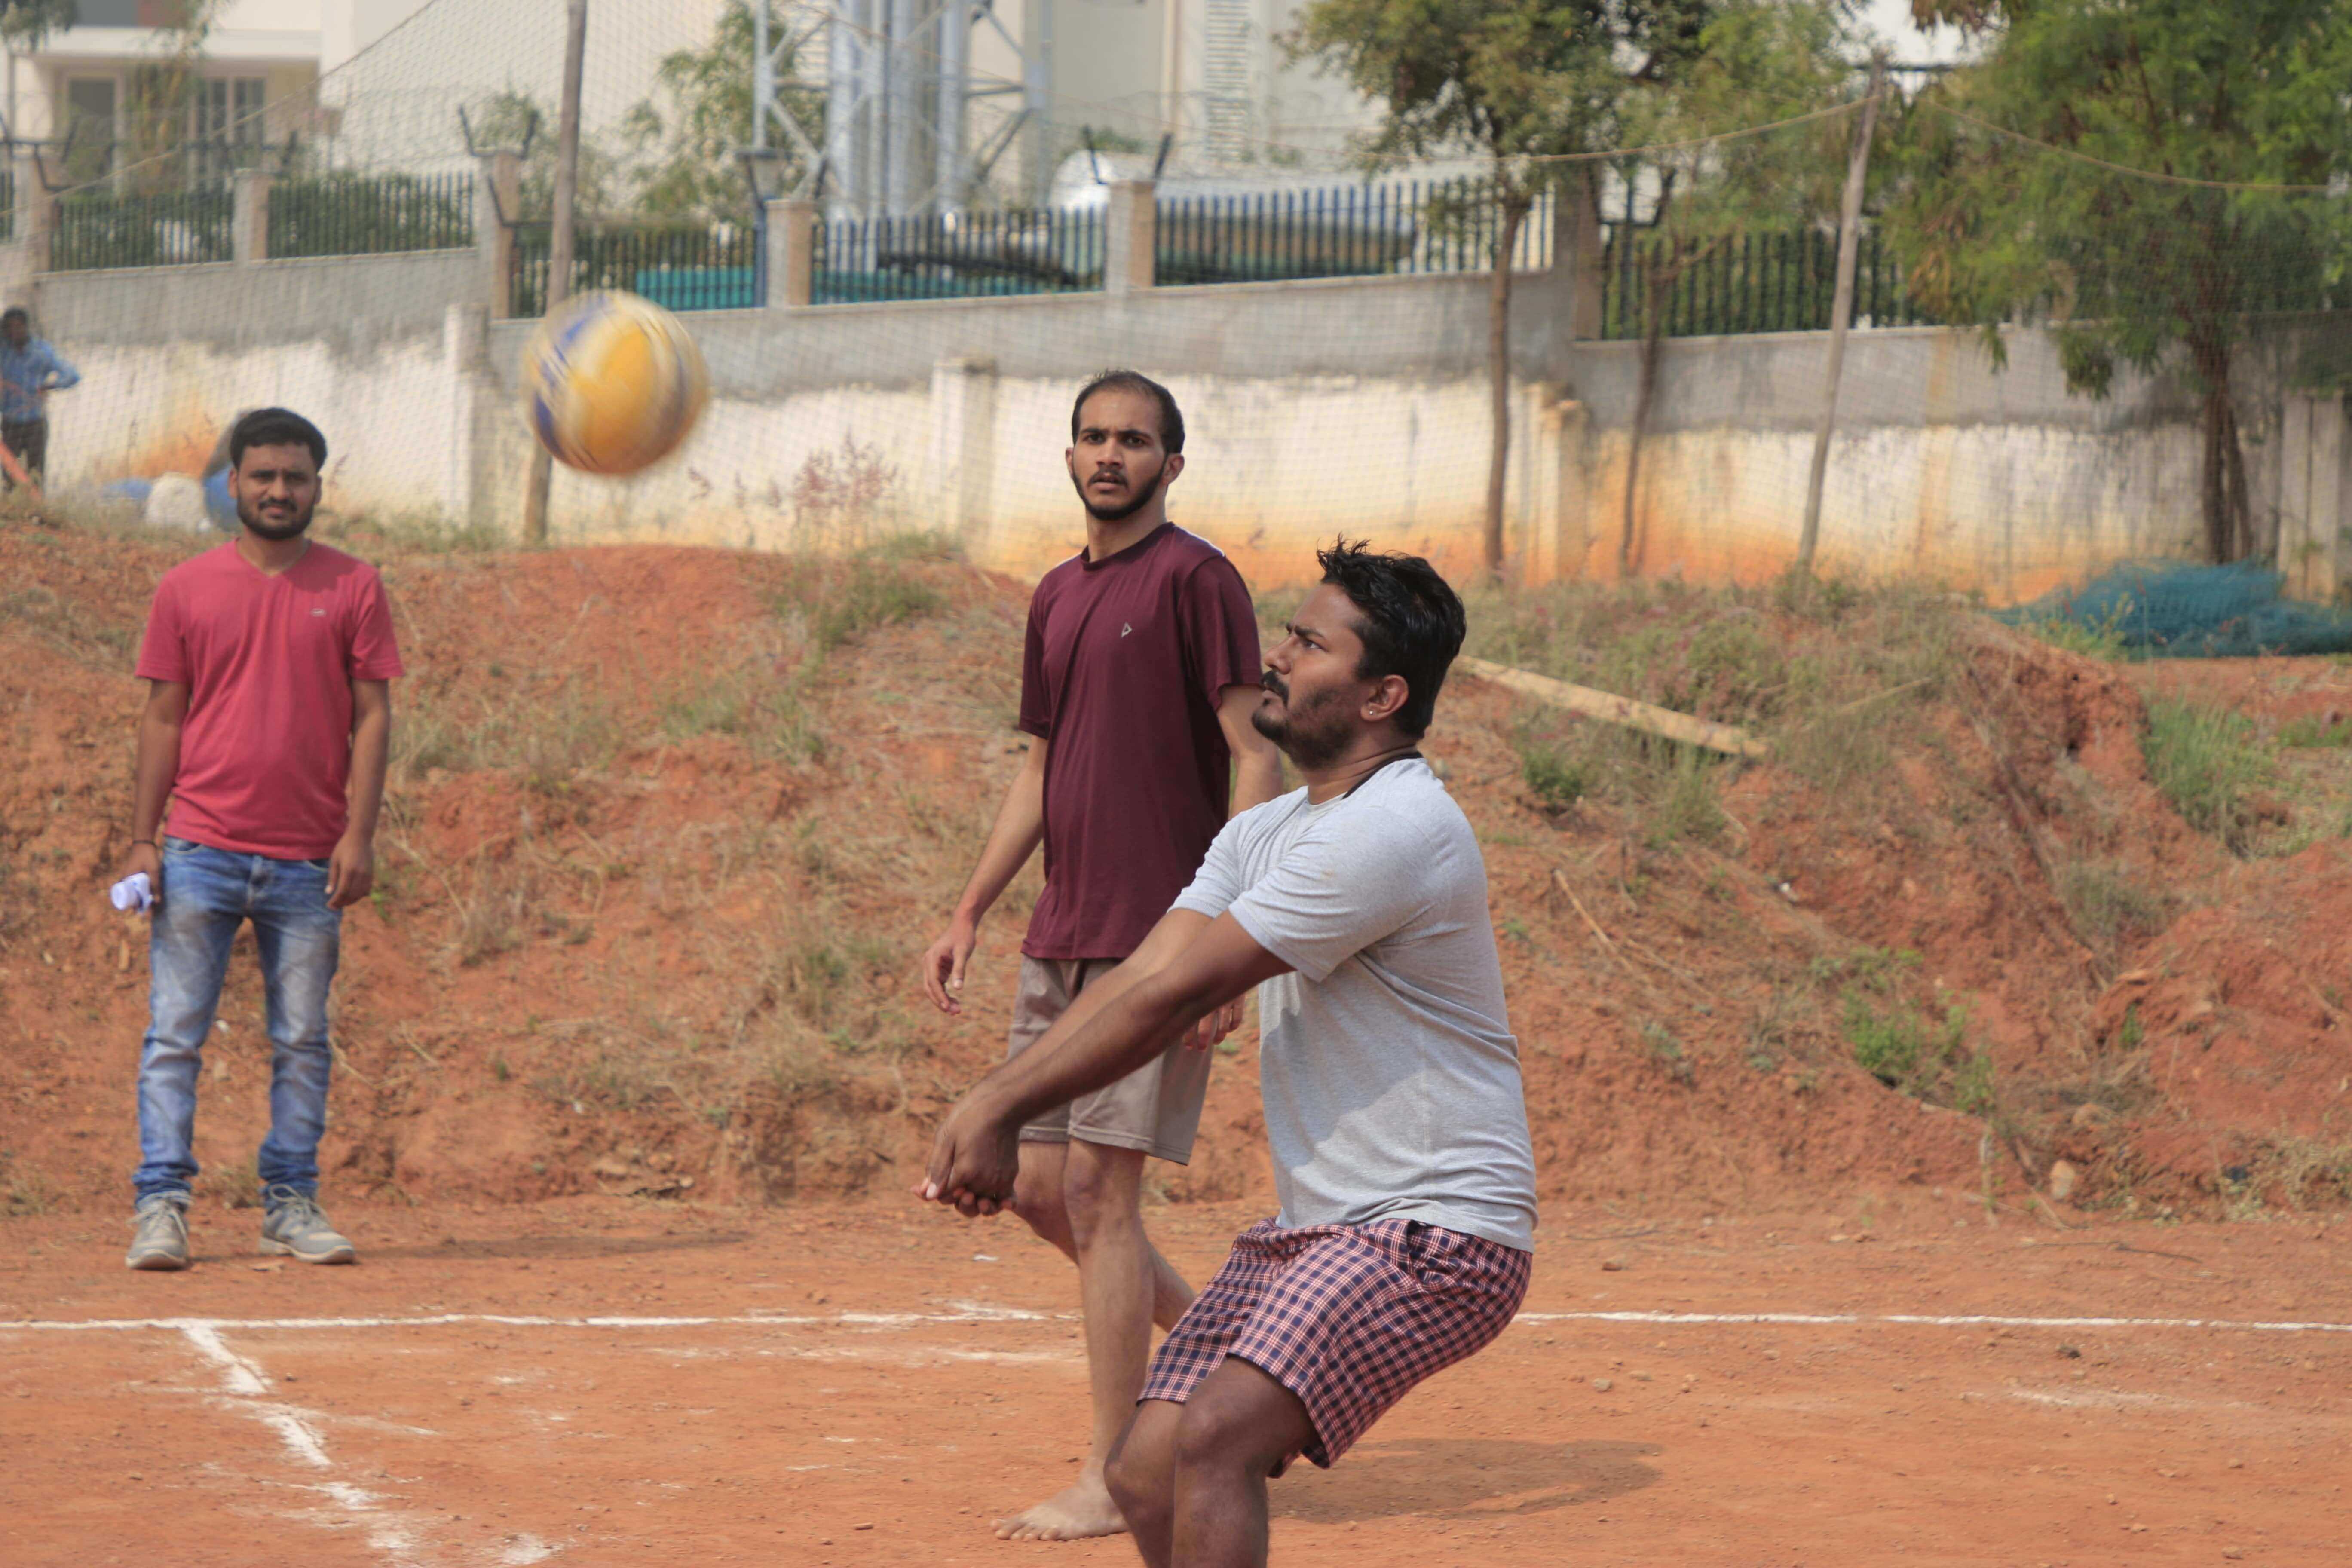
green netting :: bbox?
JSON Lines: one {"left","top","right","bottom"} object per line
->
{"left": 1997, "top": 560, "right": 2352, "bottom": 658}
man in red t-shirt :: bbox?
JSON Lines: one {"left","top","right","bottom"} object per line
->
{"left": 918, "top": 371, "right": 1283, "bottom": 1541}
{"left": 117, "top": 407, "right": 403, "bottom": 1272}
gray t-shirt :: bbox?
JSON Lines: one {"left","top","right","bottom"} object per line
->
{"left": 1171, "top": 758, "right": 1537, "bottom": 1251}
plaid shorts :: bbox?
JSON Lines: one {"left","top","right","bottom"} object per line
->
{"left": 1139, "top": 1215, "right": 1532, "bottom": 1468}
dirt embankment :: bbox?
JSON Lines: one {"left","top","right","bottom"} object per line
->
{"left": 2, "top": 520, "right": 2346, "bottom": 1220}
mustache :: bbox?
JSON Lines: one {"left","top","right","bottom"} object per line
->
{"left": 1260, "top": 670, "right": 1287, "bottom": 700}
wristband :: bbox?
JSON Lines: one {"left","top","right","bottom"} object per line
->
{"left": 132, "top": 839, "right": 156, "bottom": 848}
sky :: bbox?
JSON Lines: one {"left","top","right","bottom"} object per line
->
{"left": 1857, "top": 0, "right": 1972, "bottom": 67}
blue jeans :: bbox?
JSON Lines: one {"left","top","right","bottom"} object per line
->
{"left": 134, "top": 836, "right": 342, "bottom": 1203}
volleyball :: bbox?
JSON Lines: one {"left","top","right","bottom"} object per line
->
{"left": 520, "top": 290, "right": 710, "bottom": 476}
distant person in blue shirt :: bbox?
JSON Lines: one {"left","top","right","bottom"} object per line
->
{"left": 1, "top": 306, "right": 79, "bottom": 489}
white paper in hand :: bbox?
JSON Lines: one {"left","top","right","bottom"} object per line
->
{"left": 109, "top": 872, "right": 154, "bottom": 913}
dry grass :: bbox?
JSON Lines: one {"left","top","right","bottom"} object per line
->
{"left": 1459, "top": 577, "right": 1969, "bottom": 845}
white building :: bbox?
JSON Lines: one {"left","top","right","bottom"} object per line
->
{"left": 6, "top": 0, "right": 1376, "bottom": 207}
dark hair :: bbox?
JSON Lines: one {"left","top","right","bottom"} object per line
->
{"left": 228, "top": 407, "right": 328, "bottom": 471}
{"left": 1317, "top": 538, "right": 1467, "bottom": 740}
{"left": 1070, "top": 370, "right": 1184, "bottom": 455}
{"left": 1, "top": 307, "right": 25, "bottom": 326}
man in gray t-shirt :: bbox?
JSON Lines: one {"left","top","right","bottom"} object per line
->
{"left": 921, "top": 539, "right": 1535, "bottom": 1567}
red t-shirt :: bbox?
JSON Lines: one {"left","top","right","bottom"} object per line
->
{"left": 134, "top": 542, "right": 405, "bottom": 860}
{"left": 1018, "top": 524, "right": 1262, "bottom": 960}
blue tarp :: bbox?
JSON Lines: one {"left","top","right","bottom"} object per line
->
{"left": 1996, "top": 560, "right": 2352, "bottom": 658}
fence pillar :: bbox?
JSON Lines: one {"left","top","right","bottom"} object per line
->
{"left": 930, "top": 356, "right": 997, "bottom": 545}
{"left": 476, "top": 151, "right": 521, "bottom": 320}
{"left": 2278, "top": 392, "right": 2349, "bottom": 602}
{"left": 1104, "top": 179, "right": 1155, "bottom": 296}
{"left": 12, "top": 148, "right": 51, "bottom": 267}
{"left": 767, "top": 197, "right": 816, "bottom": 309}
{"left": 232, "top": 170, "right": 272, "bottom": 264}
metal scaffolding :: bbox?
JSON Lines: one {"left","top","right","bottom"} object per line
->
{"left": 750, "top": 0, "right": 1049, "bottom": 217}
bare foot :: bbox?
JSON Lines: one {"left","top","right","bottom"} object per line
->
{"left": 994, "top": 1470, "right": 1129, "bottom": 1542}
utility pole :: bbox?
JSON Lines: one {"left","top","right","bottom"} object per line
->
{"left": 524, "top": 0, "right": 589, "bottom": 546}
{"left": 1796, "top": 52, "right": 1887, "bottom": 579}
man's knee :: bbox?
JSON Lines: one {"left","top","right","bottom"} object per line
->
{"left": 1013, "top": 1163, "right": 1066, "bottom": 1229}
{"left": 1105, "top": 1407, "right": 1175, "bottom": 1526}
{"left": 1172, "top": 1363, "right": 1310, "bottom": 1479}
{"left": 1061, "top": 1142, "right": 1144, "bottom": 1245}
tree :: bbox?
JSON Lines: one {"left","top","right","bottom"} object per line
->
{"left": 622, "top": 0, "right": 821, "bottom": 222}
{"left": 1887, "top": 0, "right": 2352, "bottom": 563}
{"left": 475, "top": 90, "right": 624, "bottom": 221}
{"left": 1287, "top": 0, "right": 1711, "bottom": 578}
{"left": 1609, "top": 0, "right": 1859, "bottom": 573}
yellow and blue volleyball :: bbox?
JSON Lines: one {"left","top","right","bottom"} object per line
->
{"left": 521, "top": 291, "right": 710, "bottom": 475}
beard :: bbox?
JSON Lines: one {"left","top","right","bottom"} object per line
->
{"left": 1250, "top": 672, "right": 1354, "bottom": 770}
{"left": 1071, "top": 457, "right": 1165, "bottom": 523}
{"left": 239, "top": 496, "right": 315, "bottom": 542}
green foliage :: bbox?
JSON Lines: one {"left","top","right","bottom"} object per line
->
{"left": 1883, "top": 0, "right": 2352, "bottom": 561}
{"left": 2022, "top": 599, "right": 2133, "bottom": 661}
{"left": 784, "top": 555, "right": 947, "bottom": 652}
{"left": 2278, "top": 714, "right": 2352, "bottom": 749}
{"left": 474, "top": 90, "right": 628, "bottom": 220}
{"left": 2056, "top": 859, "right": 2167, "bottom": 965}
{"left": 268, "top": 174, "right": 474, "bottom": 260}
{"left": 622, "top": 1, "right": 820, "bottom": 221}
{"left": 1519, "top": 738, "right": 1589, "bottom": 809}
{"left": 2143, "top": 698, "right": 2273, "bottom": 854}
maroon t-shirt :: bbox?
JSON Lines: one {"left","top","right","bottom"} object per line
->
{"left": 1018, "top": 524, "right": 1262, "bottom": 960}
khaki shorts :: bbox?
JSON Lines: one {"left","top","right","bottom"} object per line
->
{"left": 1008, "top": 956, "right": 1212, "bottom": 1164}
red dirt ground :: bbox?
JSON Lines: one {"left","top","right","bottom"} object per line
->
{"left": 4, "top": 1195, "right": 2349, "bottom": 1565}
{"left": 3, "top": 520, "right": 2349, "bottom": 1225}
{"left": 6, "top": 521, "right": 2352, "bottom": 1562}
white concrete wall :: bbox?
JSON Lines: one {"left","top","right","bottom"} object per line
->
{"left": 36, "top": 255, "right": 2324, "bottom": 603}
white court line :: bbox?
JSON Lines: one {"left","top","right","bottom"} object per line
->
{"left": 5, "top": 1305, "right": 2349, "bottom": 1335}
{"left": 0, "top": 1302, "right": 1058, "bottom": 1333}
{"left": 1513, "top": 1310, "right": 2352, "bottom": 1334}
{"left": 155, "top": 1319, "right": 556, "bottom": 1565}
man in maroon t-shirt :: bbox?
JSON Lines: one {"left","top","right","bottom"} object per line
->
{"left": 919, "top": 371, "right": 1283, "bottom": 1541}
{"left": 117, "top": 407, "right": 402, "bottom": 1273}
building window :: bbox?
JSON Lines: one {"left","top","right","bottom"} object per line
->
{"left": 63, "top": 77, "right": 118, "bottom": 184}
{"left": 195, "top": 77, "right": 267, "bottom": 175}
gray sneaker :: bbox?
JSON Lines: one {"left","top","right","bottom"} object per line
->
{"left": 126, "top": 1196, "right": 191, "bottom": 1271}
{"left": 259, "top": 1185, "right": 356, "bottom": 1265}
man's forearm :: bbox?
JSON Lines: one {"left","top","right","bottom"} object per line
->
{"left": 346, "top": 710, "right": 391, "bottom": 843}
{"left": 952, "top": 747, "right": 1046, "bottom": 923}
{"left": 131, "top": 718, "right": 180, "bottom": 841}
{"left": 981, "top": 970, "right": 1207, "bottom": 1129}
{"left": 1231, "top": 748, "right": 1284, "bottom": 816}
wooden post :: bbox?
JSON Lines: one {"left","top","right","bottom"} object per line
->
{"left": 524, "top": 0, "right": 589, "bottom": 547}
{"left": 1795, "top": 54, "right": 1886, "bottom": 578}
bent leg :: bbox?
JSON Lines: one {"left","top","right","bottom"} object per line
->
{"left": 1169, "top": 1357, "right": 1317, "bottom": 1568}
{"left": 1104, "top": 1399, "right": 1184, "bottom": 1568}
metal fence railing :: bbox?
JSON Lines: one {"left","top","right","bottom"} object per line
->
{"left": 510, "top": 220, "right": 758, "bottom": 317}
{"left": 50, "top": 189, "right": 235, "bottom": 271}
{"left": 813, "top": 208, "right": 1102, "bottom": 303}
{"left": 1598, "top": 226, "right": 1931, "bottom": 339}
{"left": 1157, "top": 180, "right": 1552, "bottom": 285}
{"left": 268, "top": 172, "right": 474, "bottom": 260}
